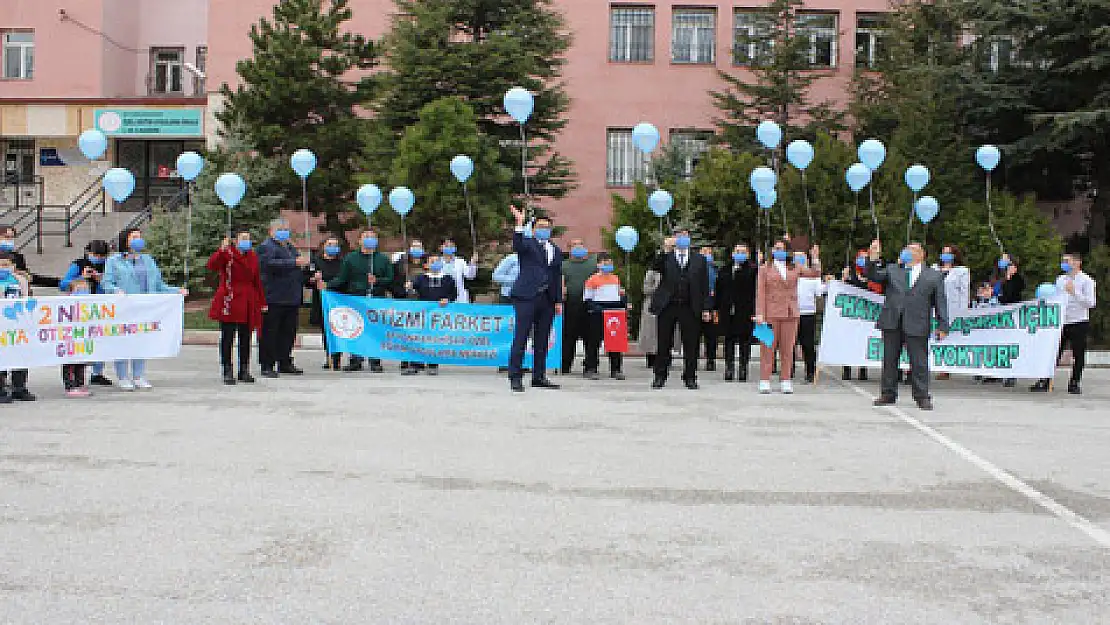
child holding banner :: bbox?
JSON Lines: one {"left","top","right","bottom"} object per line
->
{"left": 0, "top": 252, "right": 35, "bottom": 403}
{"left": 61, "top": 277, "right": 94, "bottom": 397}
{"left": 582, "top": 252, "right": 628, "bottom": 380}
{"left": 405, "top": 254, "right": 457, "bottom": 376}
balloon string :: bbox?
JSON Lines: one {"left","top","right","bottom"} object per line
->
{"left": 401, "top": 216, "right": 408, "bottom": 282}
{"left": 464, "top": 181, "right": 477, "bottom": 258}
{"left": 519, "top": 124, "right": 530, "bottom": 220}
{"left": 847, "top": 190, "right": 859, "bottom": 270}
{"left": 869, "top": 184, "right": 879, "bottom": 242}
{"left": 803, "top": 170, "right": 815, "bottom": 243}
{"left": 302, "top": 178, "right": 311, "bottom": 251}
{"left": 986, "top": 173, "right": 1003, "bottom": 254}
{"left": 907, "top": 192, "right": 917, "bottom": 247}
{"left": 184, "top": 182, "right": 192, "bottom": 287}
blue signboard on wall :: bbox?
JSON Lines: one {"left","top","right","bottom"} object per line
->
{"left": 94, "top": 109, "right": 203, "bottom": 137}
{"left": 39, "top": 148, "right": 65, "bottom": 167}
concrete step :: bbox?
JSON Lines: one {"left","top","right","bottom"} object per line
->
{"left": 19, "top": 213, "right": 124, "bottom": 279}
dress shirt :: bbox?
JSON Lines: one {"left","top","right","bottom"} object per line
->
{"left": 676, "top": 250, "right": 689, "bottom": 268}
{"left": 773, "top": 260, "right": 787, "bottom": 280}
{"left": 908, "top": 263, "right": 922, "bottom": 289}
{"left": 1056, "top": 271, "right": 1097, "bottom": 324}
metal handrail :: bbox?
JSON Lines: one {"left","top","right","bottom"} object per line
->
{"left": 114, "top": 187, "right": 190, "bottom": 249}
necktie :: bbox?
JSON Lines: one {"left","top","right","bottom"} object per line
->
{"left": 907, "top": 268, "right": 913, "bottom": 290}
{"left": 679, "top": 253, "right": 686, "bottom": 268}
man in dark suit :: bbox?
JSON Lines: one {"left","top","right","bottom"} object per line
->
{"left": 866, "top": 239, "right": 950, "bottom": 410}
{"left": 715, "top": 243, "right": 759, "bottom": 382}
{"left": 650, "top": 228, "right": 713, "bottom": 390}
{"left": 508, "top": 206, "right": 563, "bottom": 393}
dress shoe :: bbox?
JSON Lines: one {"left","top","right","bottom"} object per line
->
{"left": 222, "top": 367, "right": 236, "bottom": 385}
{"left": 261, "top": 369, "right": 280, "bottom": 379}
{"left": 916, "top": 398, "right": 934, "bottom": 411}
{"left": 89, "top": 374, "right": 113, "bottom": 386}
{"left": 369, "top": 363, "right": 385, "bottom": 373}
{"left": 0, "top": 393, "right": 12, "bottom": 404}
{"left": 651, "top": 376, "right": 666, "bottom": 389}
{"left": 1029, "top": 380, "right": 1050, "bottom": 393}
{"left": 738, "top": 368, "right": 748, "bottom": 382}
{"left": 402, "top": 367, "right": 420, "bottom": 376}
{"left": 611, "top": 371, "right": 626, "bottom": 380}
{"left": 684, "top": 378, "right": 699, "bottom": 390}
{"left": 278, "top": 365, "right": 304, "bottom": 376}
{"left": 723, "top": 365, "right": 735, "bottom": 381}
{"left": 510, "top": 378, "right": 525, "bottom": 392}
{"left": 583, "top": 370, "right": 600, "bottom": 380}
{"left": 238, "top": 371, "right": 256, "bottom": 383}
{"left": 873, "top": 395, "right": 896, "bottom": 406}
{"left": 531, "top": 379, "right": 560, "bottom": 389}
{"left": 343, "top": 362, "right": 363, "bottom": 373}
{"left": 10, "top": 389, "right": 36, "bottom": 401}
{"left": 1003, "top": 378, "right": 1016, "bottom": 388}
{"left": 1068, "top": 381, "right": 1082, "bottom": 395}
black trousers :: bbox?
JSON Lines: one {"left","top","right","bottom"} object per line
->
{"left": 795, "top": 314, "right": 817, "bottom": 380}
{"left": 220, "top": 322, "right": 252, "bottom": 369}
{"left": 259, "top": 304, "right": 299, "bottom": 371}
{"left": 62, "top": 364, "right": 86, "bottom": 390}
{"left": 0, "top": 370, "right": 29, "bottom": 391}
{"left": 561, "top": 300, "right": 588, "bottom": 372}
{"left": 655, "top": 303, "right": 700, "bottom": 381}
{"left": 510, "top": 292, "right": 555, "bottom": 381}
{"left": 881, "top": 329, "right": 930, "bottom": 401}
{"left": 584, "top": 310, "right": 624, "bottom": 374}
{"left": 700, "top": 318, "right": 718, "bottom": 364}
{"left": 723, "top": 318, "right": 755, "bottom": 370}
{"left": 1059, "top": 321, "right": 1089, "bottom": 383}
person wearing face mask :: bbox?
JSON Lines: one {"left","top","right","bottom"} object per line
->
{"left": 865, "top": 239, "right": 950, "bottom": 410}
{"left": 581, "top": 252, "right": 628, "bottom": 380}
{"left": 326, "top": 227, "right": 394, "bottom": 372}
{"left": 309, "top": 236, "right": 345, "bottom": 370}
{"left": 257, "top": 218, "right": 309, "bottom": 379}
{"left": 207, "top": 229, "right": 267, "bottom": 385}
{"left": 980, "top": 253, "right": 1026, "bottom": 387}
{"left": 560, "top": 237, "right": 596, "bottom": 375}
{"left": 405, "top": 254, "right": 457, "bottom": 376}
{"left": 840, "top": 249, "right": 884, "bottom": 381}
{"left": 1032, "top": 253, "right": 1096, "bottom": 394}
{"left": 440, "top": 238, "right": 478, "bottom": 304}
{"left": 649, "top": 227, "right": 712, "bottom": 390}
{"left": 0, "top": 224, "right": 59, "bottom": 291}
{"left": 60, "top": 277, "right": 96, "bottom": 397}
{"left": 716, "top": 244, "right": 758, "bottom": 382}
{"left": 59, "top": 239, "right": 113, "bottom": 386}
{"left": 698, "top": 246, "right": 720, "bottom": 372}
{"left": 792, "top": 251, "right": 829, "bottom": 384}
{"left": 0, "top": 252, "right": 35, "bottom": 403}
{"left": 753, "top": 239, "right": 822, "bottom": 394}
{"left": 507, "top": 206, "right": 563, "bottom": 392}
{"left": 931, "top": 245, "right": 971, "bottom": 381}
{"left": 102, "top": 228, "right": 189, "bottom": 391}
{"left": 392, "top": 239, "right": 426, "bottom": 373}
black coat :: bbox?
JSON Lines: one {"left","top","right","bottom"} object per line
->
{"left": 257, "top": 238, "right": 305, "bottom": 306}
{"left": 308, "top": 253, "right": 343, "bottom": 327}
{"left": 649, "top": 251, "right": 712, "bottom": 314}
{"left": 715, "top": 262, "right": 758, "bottom": 334}
{"left": 999, "top": 272, "right": 1025, "bottom": 305}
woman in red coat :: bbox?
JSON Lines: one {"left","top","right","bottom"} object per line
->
{"left": 208, "top": 228, "right": 266, "bottom": 385}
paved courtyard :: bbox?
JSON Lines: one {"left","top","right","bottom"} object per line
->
{"left": 1, "top": 346, "right": 1109, "bottom": 624}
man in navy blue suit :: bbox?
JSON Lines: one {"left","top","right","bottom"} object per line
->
{"left": 508, "top": 205, "right": 563, "bottom": 392}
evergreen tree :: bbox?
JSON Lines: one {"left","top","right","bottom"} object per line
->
{"left": 217, "top": 0, "right": 380, "bottom": 238}
{"left": 376, "top": 0, "right": 574, "bottom": 204}
{"left": 710, "top": 0, "right": 845, "bottom": 151}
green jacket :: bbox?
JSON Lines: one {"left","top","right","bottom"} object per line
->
{"left": 562, "top": 255, "right": 596, "bottom": 302}
{"left": 327, "top": 250, "right": 394, "bottom": 296}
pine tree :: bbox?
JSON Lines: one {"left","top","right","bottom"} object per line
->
{"left": 710, "top": 0, "right": 845, "bottom": 151}
{"left": 217, "top": 0, "right": 380, "bottom": 238}
{"left": 376, "top": 0, "right": 575, "bottom": 204}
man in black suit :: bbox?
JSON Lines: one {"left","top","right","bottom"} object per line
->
{"left": 715, "top": 243, "right": 759, "bottom": 382}
{"left": 650, "top": 228, "right": 712, "bottom": 390}
{"left": 866, "top": 239, "right": 950, "bottom": 410}
{"left": 508, "top": 205, "right": 563, "bottom": 393}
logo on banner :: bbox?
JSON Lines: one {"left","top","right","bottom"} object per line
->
{"left": 97, "top": 111, "right": 123, "bottom": 133}
{"left": 2, "top": 299, "right": 37, "bottom": 321}
{"left": 328, "top": 306, "right": 364, "bottom": 340}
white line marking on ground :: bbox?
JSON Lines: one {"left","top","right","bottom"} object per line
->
{"left": 843, "top": 380, "right": 1110, "bottom": 549}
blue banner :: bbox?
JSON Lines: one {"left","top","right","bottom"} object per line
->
{"left": 321, "top": 291, "right": 562, "bottom": 368}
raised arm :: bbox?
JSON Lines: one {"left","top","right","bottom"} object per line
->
{"left": 865, "top": 239, "right": 891, "bottom": 285}
{"left": 258, "top": 242, "right": 297, "bottom": 272}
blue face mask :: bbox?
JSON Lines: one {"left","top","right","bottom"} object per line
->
{"left": 856, "top": 256, "right": 867, "bottom": 269}
{"left": 430, "top": 260, "right": 444, "bottom": 272}
{"left": 794, "top": 255, "right": 807, "bottom": 266}
{"left": 443, "top": 245, "right": 457, "bottom": 256}
{"left": 129, "top": 238, "right": 146, "bottom": 252}
{"left": 237, "top": 240, "right": 252, "bottom": 252}
{"left": 702, "top": 253, "right": 714, "bottom": 262}
{"left": 0, "top": 268, "right": 11, "bottom": 280}
{"left": 362, "top": 237, "right": 378, "bottom": 250}
{"left": 534, "top": 228, "right": 551, "bottom": 241}
{"left": 324, "top": 245, "right": 341, "bottom": 257}
{"left": 997, "top": 258, "right": 1010, "bottom": 270}
{"left": 274, "top": 229, "right": 291, "bottom": 242}
{"left": 0, "top": 241, "right": 13, "bottom": 252}
{"left": 410, "top": 248, "right": 424, "bottom": 259}
{"left": 600, "top": 263, "right": 614, "bottom": 274}
{"left": 772, "top": 250, "right": 788, "bottom": 262}
{"left": 87, "top": 255, "right": 104, "bottom": 265}
{"left": 571, "top": 247, "right": 587, "bottom": 259}
{"left": 899, "top": 249, "right": 913, "bottom": 265}
{"left": 1061, "top": 262, "right": 1072, "bottom": 274}
{"left": 939, "top": 253, "right": 955, "bottom": 265}
{"left": 675, "top": 235, "right": 691, "bottom": 250}
{"left": 733, "top": 252, "right": 748, "bottom": 263}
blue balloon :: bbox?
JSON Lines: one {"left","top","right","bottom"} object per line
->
{"left": 102, "top": 168, "right": 135, "bottom": 202}
{"left": 846, "top": 163, "right": 872, "bottom": 192}
{"left": 756, "top": 121, "right": 782, "bottom": 150}
{"left": 215, "top": 173, "right": 246, "bottom": 208}
{"left": 858, "top": 139, "right": 886, "bottom": 170}
{"left": 503, "top": 87, "right": 534, "bottom": 124}
{"left": 749, "top": 166, "right": 776, "bottom": 194}
{"left": 904, "top": 165, "right": 930, "bottom": 192}
{"left": 1035, "top": 283, "right": 1057, "bottom": 300}
{"left": 757, "top": 190, "right": 777, "bottom": 210}
{"left": 357, "top": 184, "right": 382, "bottom": 215}
{"left": 615, "top": 226, "right": 639, "bottom": 252}
{"left": 914, "top": 196, "right": 939, "bottom": 224}
{"left": 648, "top": 189, "right": 673, "bottom": 217}
{"left": 786, "top": 140, "right": 814, "bottom": 170}
{"left": 175, "top": 151, "right": 204, "bottom": 182}
{"left": 976, "top": 145, "right": 1001, "bottom": 172}
{"left": 78, "top": 129, "right": 108, "bottom": 160}
{"left": 290, "top": 149, "right": 317, "bottom": 178}
{"left": 450, "top": 155, "right": 474, "bottom": 183}
{"left": 389, "top": 186, "right": 415, "bottom": 217}
{"left": 632, "top": 122, "right": 660, "bottom": 154}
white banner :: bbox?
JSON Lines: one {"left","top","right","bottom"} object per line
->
{"left": 817, "top": 282, "right": 1064, "bottom": 379}
{"left": 0, "top": 294, "right": 183, "bottom": 369}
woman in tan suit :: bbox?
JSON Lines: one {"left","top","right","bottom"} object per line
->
{"left": 754, "top": 238, "right": 822, "bottom": 394}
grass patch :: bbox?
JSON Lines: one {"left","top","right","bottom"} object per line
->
{"left": 183, "top": 307, "right": 315, "bottom": 331}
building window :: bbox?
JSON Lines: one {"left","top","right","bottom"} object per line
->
{"left": 855, "top": 13, "right": 888, "bottom": 69}
{"left": 670, "top": 130, "right": 712, "bottom": 180}
{"left": 987, "top": 36, "right": 1015, "bottom": 73}
{"left": 672, "top": 8, "right": 716, "bottom": 65}
{"left": 797, "top": 12, "right": 838, "bottom": 68}
{"left": 194, "top": 46, "right": 207, "bottom": 95}
{"left": 607, "top": 129, "right": 650, "bottom": 187}
{"left": 149, "top": 47, "right": 185, "bottom": 95}
{"left": 2, "top": 31, "right": 34, "bottom": 80}
{"left": 2, "top": 139, "right": 36, "bottom": 185}
{"left": 733, "top": 9, "right": 774, "bottom": 66}
{"left": 610, "top": 6, "right": 655, "bottom": 63}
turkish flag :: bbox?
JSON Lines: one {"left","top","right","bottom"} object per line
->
{"left": 602, "top": 309, "right": 629, "bottom": 353}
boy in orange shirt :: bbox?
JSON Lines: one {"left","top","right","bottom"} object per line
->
{"left": 582, "top": 252, "right": 628, "bottom": 380}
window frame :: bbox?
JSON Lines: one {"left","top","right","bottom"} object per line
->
{"left": 194, "top": 46, "right": 207, "bottom": 96}
{"left": 669, "top": 129, "right": 713, "bottom": 180}
{"left": 1, "top": 30, "right": 35, "bottom": 80}
{"left": 606, "top": 128, "right": 651, "bottom": 188}
{"left": 609, "top": 5, "right": 656, "bottom": 63}
{"left": 796, "top": 11, "right": 839, "bottom": 69}
{"left": 671, "top": 7, "right": 717, "bottom": 65}
{"left": 732, "top": 9, "right": 774, "bottom": 67}
{"left": 854, "top": 13, "right": 888, "bottom": 69}
{"left": 149, "top": 46, "right": 186, "bottom": 95}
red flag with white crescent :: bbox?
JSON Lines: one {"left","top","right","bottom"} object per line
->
{"left": 602, "top": 309, "right": 629, "bottom": 353}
